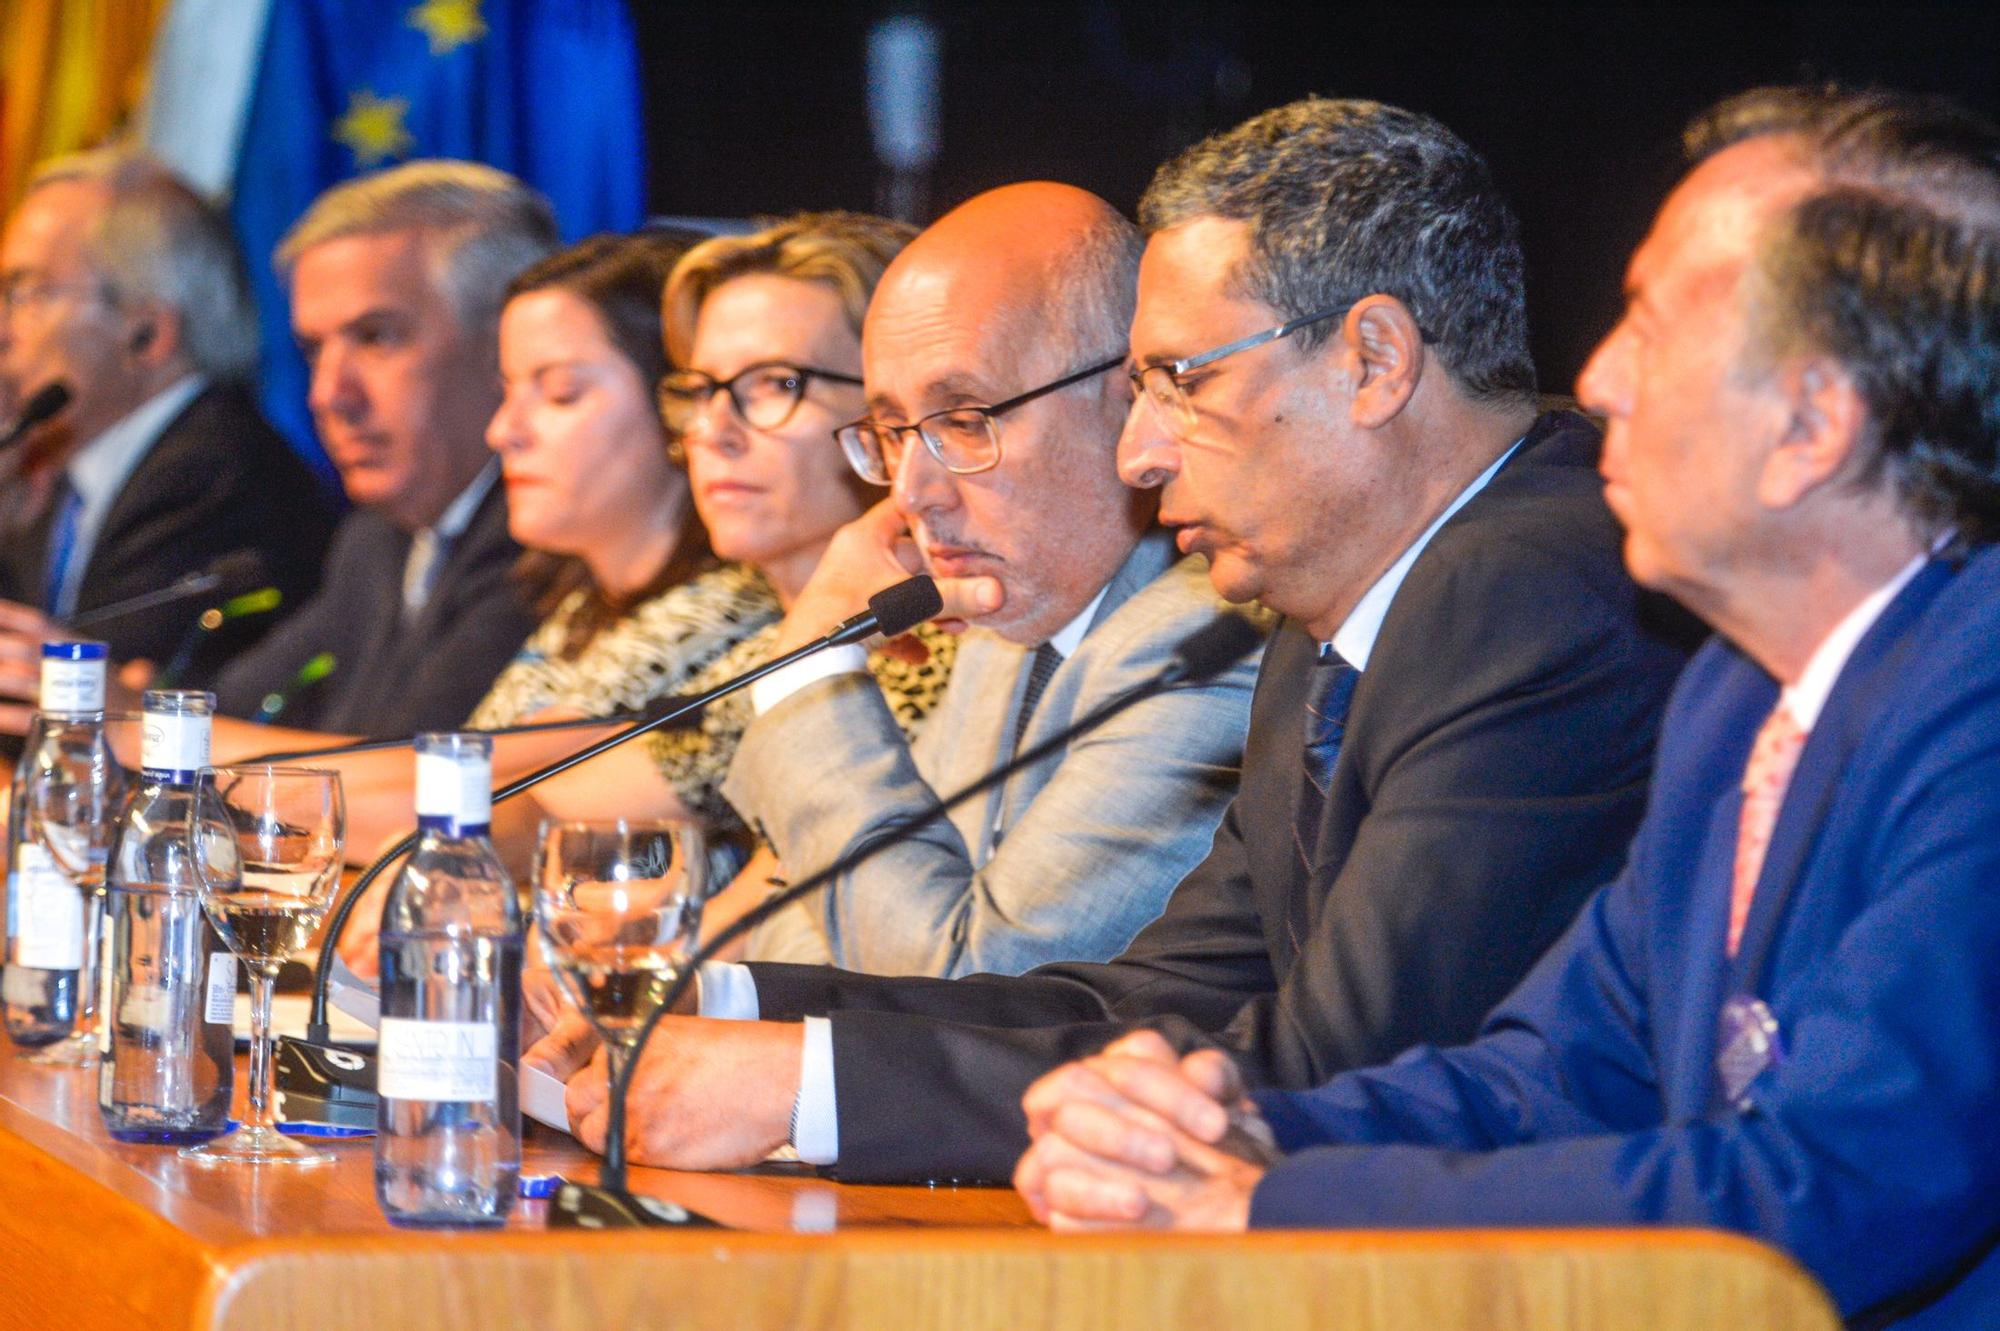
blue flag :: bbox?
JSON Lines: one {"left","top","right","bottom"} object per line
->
{"left": 229, "top": 0, "right": 646, "bottom": 486}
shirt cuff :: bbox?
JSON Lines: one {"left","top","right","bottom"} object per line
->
{"left": 791, "top": 1015, "right": 839, "bottom": 1165}
{"left": 697, "top": 961, "right": 760, "bottom": 1020}
{"left": 750, "top": 644, "right": 869, "bottom": 716}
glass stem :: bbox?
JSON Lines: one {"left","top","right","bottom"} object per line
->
{"left": 247, "top": 969, "right": 277, "bottom": 1132}
{"left": 601, "top": 1038, "right": 635, "bottom": 1191}
{"left": 74, "top": 888, "right": 103, "bottom": 1042}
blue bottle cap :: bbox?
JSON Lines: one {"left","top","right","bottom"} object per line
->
{"left": 518, "top": 1172, "right": 566, "bottom": 1199}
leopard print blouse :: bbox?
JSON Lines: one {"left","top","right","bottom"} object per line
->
{"left": 467, "top": 562, "right": 780, "bottom": 729}
{"left": 647, "top": 618, "right": 959, "bottom": 835}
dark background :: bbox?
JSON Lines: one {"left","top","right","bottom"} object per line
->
{"left": 631, "top": 2, "right": 2000, "bottom": 394}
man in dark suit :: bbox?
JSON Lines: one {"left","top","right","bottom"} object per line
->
{"left": 0, "top": 149, "right": 332, "bottom": 723}
{"left": 207, "top": 161, "right": 549, "bottom": 742}
{"left": 1016, "top": 86, "right": 2000, "bottom": 1330}
{"left": 542, "top": 100, "right": 1694, "bottom": 1181}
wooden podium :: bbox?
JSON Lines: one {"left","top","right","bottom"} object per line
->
{"left": 0, "top": 1047, "right": 1839, "bottom": 1331}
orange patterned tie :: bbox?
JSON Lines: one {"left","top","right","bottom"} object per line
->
{"left": 1727, "top": 703, "right": 1808, "bottom": 956}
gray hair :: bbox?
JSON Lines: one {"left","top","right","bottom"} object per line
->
{"left": 278, "top": 159, "right": 558, "bottom": 341}
{"left": 1688, "top": 86, "right": 2000, "bottom": 544}
{"left": 1044, "top": 207, "right": 1144, "bottom": 371}
{"left": 25, "top": 148, "right": 260, "bottom": 382}
{"left": 1139, "top": 97, "right": 1536, "bottom": 402}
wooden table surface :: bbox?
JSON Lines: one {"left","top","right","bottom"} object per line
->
{"left": 0, "top": 1044, "right": 1840, "bottom": 1331}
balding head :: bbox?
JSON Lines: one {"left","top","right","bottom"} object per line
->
{"left": 856, "top": 183, "right": 1149, "bottom": 646}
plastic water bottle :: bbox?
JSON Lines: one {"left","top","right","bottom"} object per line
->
{"left": 375, "top": 733, "right": 521, "bottom": 1227}
{"left": 99, "top": 690, "right": 235, "bottom": 1142}
{"left": 3, "top": 641, "right": 109, "bottom": 1047}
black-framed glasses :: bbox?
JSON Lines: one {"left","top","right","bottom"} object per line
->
{"left": 1129, "top": 303, "right": 1351, "bottom": 439}
{"left": 835, "top": 354, "right": 1125, "bottom": 485}
{"left": 656, "top": 360, "right": 862, "bottom": 446}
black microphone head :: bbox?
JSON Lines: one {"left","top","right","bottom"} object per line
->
{"left": 15, "top": 382, "right": 71, "bottom": 430}
{"left": 868, "top": 574, "right": 943, "bottom": 638}
{"left": 1164, "top": 613, "right": 1267, "bottom": 685}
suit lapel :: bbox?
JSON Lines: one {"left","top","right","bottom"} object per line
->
{"left": 1729, "top": 557, "right": 1958, "bottom": 991}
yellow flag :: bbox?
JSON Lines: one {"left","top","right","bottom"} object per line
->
{"left": 0, "top": 0, "right": 171, "bottom": 212}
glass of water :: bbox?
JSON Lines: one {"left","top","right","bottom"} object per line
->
{"left": 184, "top": 765, "right": 345, "bottom": 1166}
{"left": 531, "top": 819, "right": 709, "bottom": 1176}
{"left": 21, "top": 711, "right": 140, "bottom": 1065}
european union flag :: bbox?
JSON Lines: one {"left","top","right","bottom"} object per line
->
{"left": 229, "top": 0, "right": 646, "bottom": 487}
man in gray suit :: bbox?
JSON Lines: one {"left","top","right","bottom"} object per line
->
{"left": 528, "top": 181, "right": 1263, "bottom": 1155}
{"left": 720, "top": 181, "right": 1261, "bottom": 980}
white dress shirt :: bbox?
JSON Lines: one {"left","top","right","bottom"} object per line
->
{"left": 1781, "top": 552, "right": 1927, "bottom": 732}
{"left": 400, "top": 458, "right": 499, "bottom": 619}
{"left": 50, "top": 375, "right": 207, "bottom": 619}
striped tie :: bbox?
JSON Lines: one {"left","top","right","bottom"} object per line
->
{"left": 1293, "top": 648, "right": 1360, "bottom": 885}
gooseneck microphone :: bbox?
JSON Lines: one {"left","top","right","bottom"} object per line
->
{"left": 298, "top": 574, "right": 945, "bottom": 1044}
{"left": 0, "top": 382, "right": 72, "bottom": 453}
{"left": 68, "top": 549, "right": 269, "bottom": 629}
{"left": 566, "top": 610, "right": 1269, "bottom": 1206}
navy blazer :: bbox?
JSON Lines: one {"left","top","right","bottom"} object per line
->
{"left": 1252, "top": 548, "right": 2000, "bottom": 1329}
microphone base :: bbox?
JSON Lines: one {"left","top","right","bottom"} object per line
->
{"left": 548, "top": 1181, "right": 720, "bottom": 1229}
{"left": 273, "top": 1035, "right": 379, "bottom": 1131}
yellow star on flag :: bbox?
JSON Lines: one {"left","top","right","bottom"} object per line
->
{"left": 332, "top": 90, "right": 416, "bottom": 167}
{"left": 408, "top": 0, "right": 489, "bottom": 56}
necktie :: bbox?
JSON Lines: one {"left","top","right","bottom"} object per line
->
{"left": 1293, "top": 648, "right": 1360, "bottom": 884}
{"left": 1007, "top": 642, "right": 1064, "bottom": 757}
{"left": 42, "top": 475, "right": 83, "bottom": 616}
{"left": 401, "top": 527, "right": 443, "bottom": 621}
{"left": 990, "top": 643, "right": 1064, "bottom": 851}
{"left": 1726, "top": 703, "right": 1807, "bottom": 956}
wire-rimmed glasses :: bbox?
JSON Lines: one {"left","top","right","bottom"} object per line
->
{"left": 834, "top": 353, "right": 1125, "bottom": 485}
{"left": 1128, "top": 304, "right": 1353, "bottom": 439}
{"left": 183, "top": 765, "right": 345, "bottom": 1167}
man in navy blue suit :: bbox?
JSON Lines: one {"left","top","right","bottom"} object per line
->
{"left": 1013, "top": 85, "right": 2000, "bottom": 1329}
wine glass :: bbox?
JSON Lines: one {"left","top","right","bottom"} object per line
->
{"left": 21, "top": 711, "right": 140, "bottom": 1066}
{"left": 531, "top": 820, "right": 709, "bottom": 1182}
{"left": 183, "top": 765, "right": 345, "bottom": 1166}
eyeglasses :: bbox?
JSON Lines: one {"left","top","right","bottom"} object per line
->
{"left": 0, "top": 272, "right": 115, "bottom": 316}
{"left": 656, "top": 361, "right": 862, "bottom": 447}
{"left": 1128, "top": 303, "right": 1351, "bottom": 439}
{"left": 835, "top": 354, "right": 1125, "bottom": 486}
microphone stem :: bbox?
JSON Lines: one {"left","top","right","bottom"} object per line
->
{"left": 305, "top": 626, "right": 885, "bottom": 1042}
{"left": 597, "top": 670, "right": 1185, "bottom": 1189}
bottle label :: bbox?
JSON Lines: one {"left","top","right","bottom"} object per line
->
{"left": 10, "top": 844, "right": 83, "bottom": 969}
{"left": 142, "top": 712, "right": 211, "bottom": 780}
{"left": 204, "top": 951, "right": 238, "bottom": 1025}
{"left": 414, "top": 751, "right": 492, "bottom": 830}
{"left": 40, "top": 657, "right": 106, "bottom": 713}
{"left": 377, "top": 1018, "right": 498, "bottom": 1102}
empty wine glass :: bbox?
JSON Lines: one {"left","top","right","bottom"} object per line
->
{"left": 531, "top": 819, "right": 709, "bottom": 1179}
{"left": 21, "top": 711, "right": 140, "bottom": 1065}
{"left": 183, "top": 765, "right": 344, "bottom": 1166}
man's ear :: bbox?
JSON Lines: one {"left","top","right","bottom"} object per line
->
{"left": 1757, "top": 356, "right": 1867, "bottom": 510}
{"left": 1342, "top": 294, "right": 1424, "bottom": 429}
{"left": 124, "top": 303, "right": 182, "bottom": 367}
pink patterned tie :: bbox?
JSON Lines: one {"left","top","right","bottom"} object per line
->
{"left": 1727, "top": 703, "right": 1808, "bottom": 956}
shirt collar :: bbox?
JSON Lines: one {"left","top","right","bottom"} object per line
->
{"left": 65, "top": 375, "right": 206, "bottom": 512}
{"left": 1045, "top": 585, "right": 1108, "bottom": 660}
{"left": 1780, "top": 551, "right": 1929, "bottom": 731}
{"left": 431, "top": 457, "right": 500, "bottom": 541}
{"left": 1329, "top": 436, "right": 1521, "bottom": 670}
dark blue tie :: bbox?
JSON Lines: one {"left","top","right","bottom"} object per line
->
{"left": 1293, "top": 647, "right": 1359, "bottom": 886}
{"left": 42, "top": 476, "right": 83, "bottom": 616}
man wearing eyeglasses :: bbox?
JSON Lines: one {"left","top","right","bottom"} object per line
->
{"left": 0, "top": 149, "right": 332, "bottom": 723}
{"left": 547, "top": 102, "right": 1694, "bottom": 1182}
